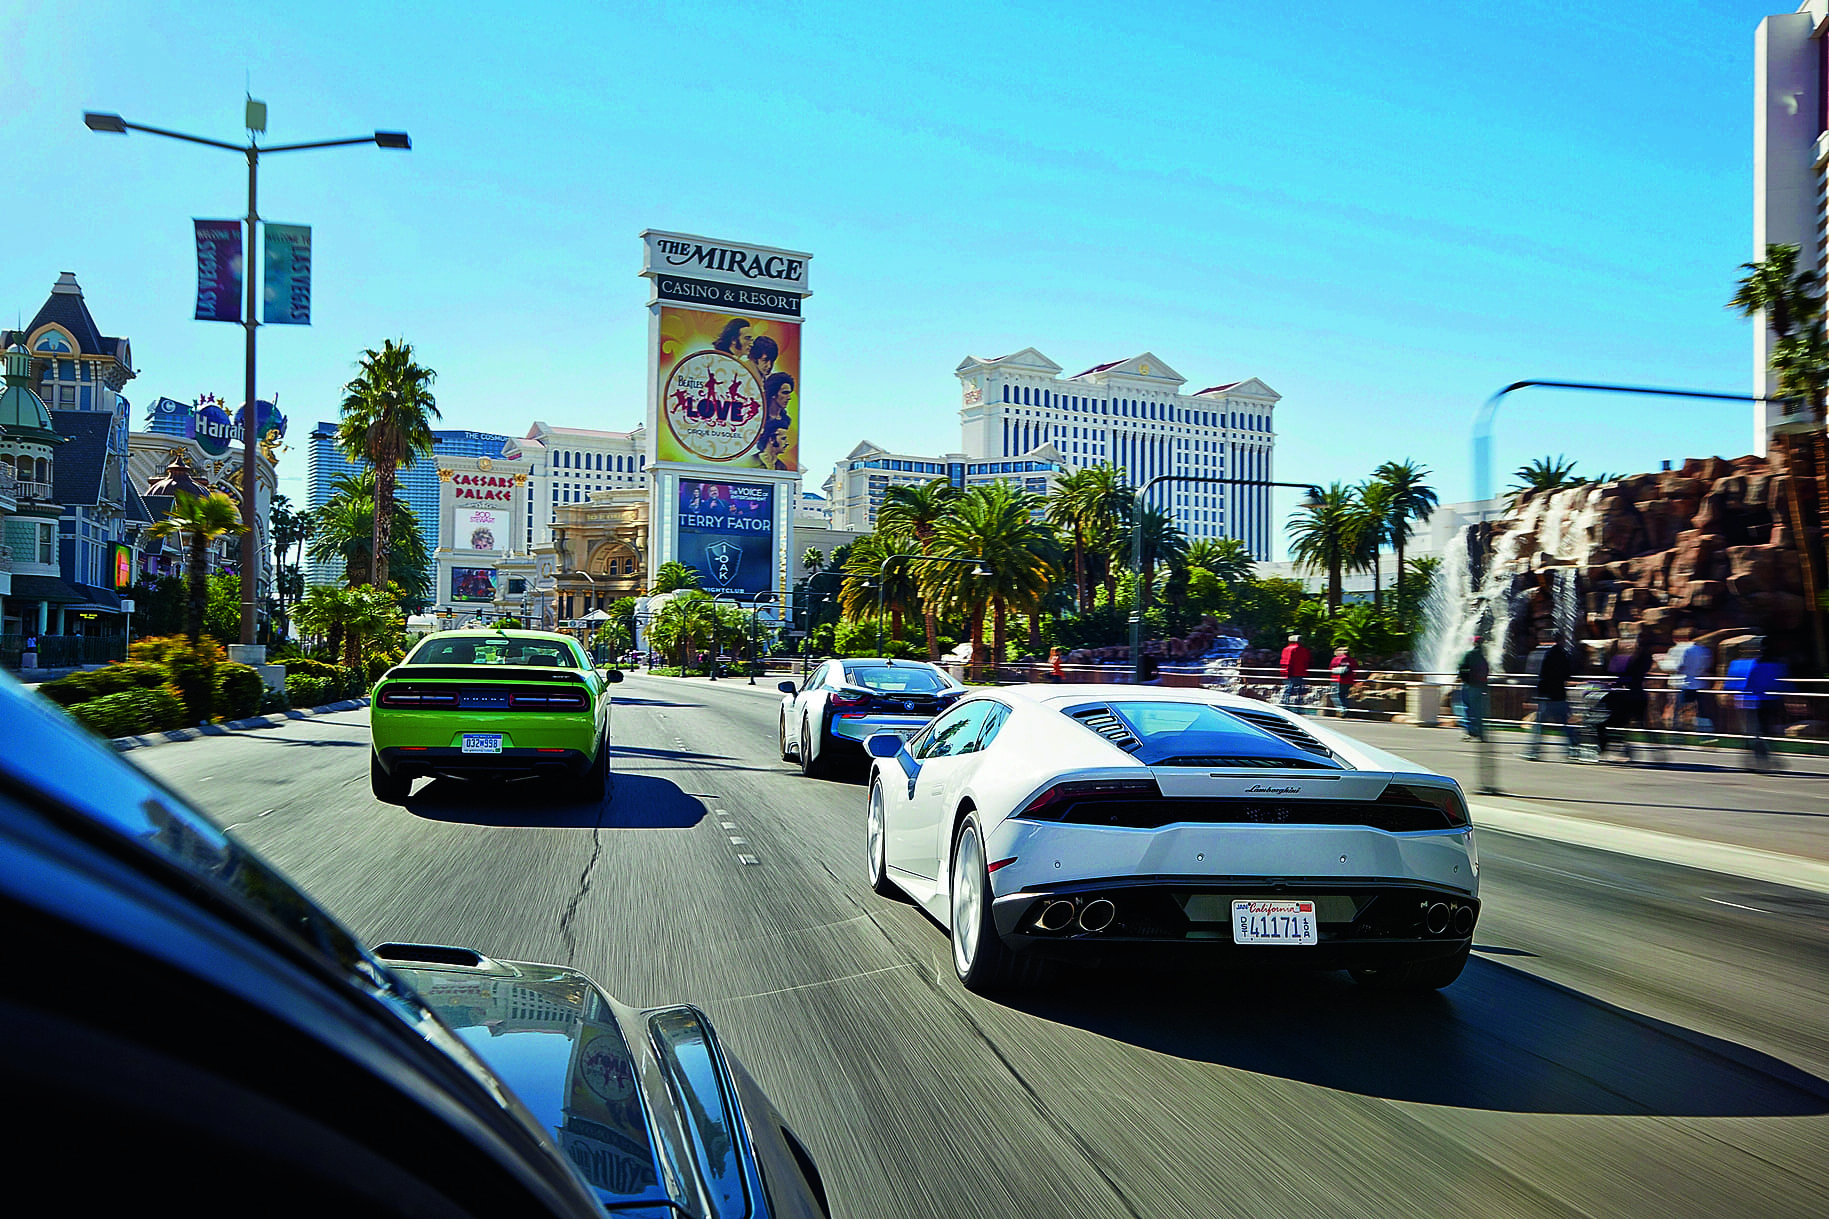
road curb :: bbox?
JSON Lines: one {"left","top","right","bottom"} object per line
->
{"left": 112, "top": 698, "right": 371, "bottom": 754}
{"left": 1469, "top": 798, "right": 1829, "bottom": 896}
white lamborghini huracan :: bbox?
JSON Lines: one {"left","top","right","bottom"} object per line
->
{"left": 862, "top": 684, "right": 1480, "bottom": 994}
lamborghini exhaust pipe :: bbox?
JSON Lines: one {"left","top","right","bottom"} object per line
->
{"left": 1035, "top": 900, "right": 1077, "bottom": 932}
{"left": 1078, "top": 899, "right": 1116, "bottom": 933}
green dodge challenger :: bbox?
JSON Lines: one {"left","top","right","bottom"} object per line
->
{"left": 368, "top": 628, "right": 621, "bottom": 804}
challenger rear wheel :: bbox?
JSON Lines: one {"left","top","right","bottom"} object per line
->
{"left": 370, "top": 752, "right": 410, "bottom": 804}
{"left": 572, "top": 731, "right": 610, "bottom": 804}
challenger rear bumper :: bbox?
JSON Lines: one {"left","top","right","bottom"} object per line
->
{"left": 377, "top": 745, "right": 592, "bottom": 781}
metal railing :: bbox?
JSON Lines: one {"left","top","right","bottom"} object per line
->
{"left": 1, "top": 634, "right": 129, "bottom": 671}
{"left": 10, "top": 479, "right": 52, "bottom": 502}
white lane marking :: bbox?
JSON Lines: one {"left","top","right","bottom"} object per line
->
{"left": 729, "top": 836, "right": 748, "bottom": 845}
{"left": 705, "top": 962, "right": 913, "bottom": 1004}
{"left": 737, "top": 854, "right": 759, "bottom": 865}
{"left": 1707, "top": 897, "right": 1776, "bottom": 915}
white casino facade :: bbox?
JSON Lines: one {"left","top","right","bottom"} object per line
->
{"left": 956, "top": 349, "right": 1280, "bottom": 557}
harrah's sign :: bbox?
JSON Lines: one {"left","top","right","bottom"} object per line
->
{"left": 641, "top": 229, "right": 812, "bottom": 295}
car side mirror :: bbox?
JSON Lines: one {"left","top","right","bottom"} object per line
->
{"left": 602, "top": 668, "right": 623, "bottom": 684}
{"left": 778, "top": 681, "right": 798, "bottom": 695}
{"left": 864, "top": 733, "right": 904, "bottom": 759}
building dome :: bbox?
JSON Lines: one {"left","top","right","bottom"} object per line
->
{"left": 1, "top": 342, "right": 55, "bottom": 434}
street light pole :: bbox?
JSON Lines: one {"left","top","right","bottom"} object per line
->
{"left": 1128, "top": 476, "right": 1323, "bottom": 684}
{"left": 84, "top": 106, "right": 410, "bottom": 652}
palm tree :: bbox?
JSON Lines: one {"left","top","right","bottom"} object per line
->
{"left": 1074, "top": 464, "right": 1134, "bottom": 609}
{"left": 144, "top": 490, "right": 247, "bottom": 644}
{"left": 1046, "top": 468, "right": 1098, "bottom": 612}
{"left": 306, "top": 470, "right": 430, "bottom": 605}
{"left": 293, "top": 583, "right": 400, "bottom": 670}
{"left": 650, "top": 592, "right": 714, "bottom": 671}
{"left": 651, "top": 561, "right": 702, "bottom": 594}
{"left": 269, "top": 493, "right": 301, "bottom": 608}
{"left": 1126, "top": 503, "right": 1188, "bottom": 613}
{"left": 1371, "top": 460, "right": 1438, "bottom": 620}
{"left": 838, "top": 532, "right": 923, "bottom": 648}
{"left": 801, "top": 547, "right": 825, "bottom": 574}
{"left": 877, "top": 478, "right": 959, "bottom": 661}
{"left": 926, "top": 483, "right": 1058, "bottom": 678}
{"left": 1506, "top": 455, "right": 1585, "bottom": 506}
{"left": 1287, "top": 482, "right": 1364, "bottom": 612}
{"left": 1352, "top": 479, "right": 1396, "bottom": 612}
{"left": 1184, "top": 537, "right": 1254, "bottom": 585}
{"left": 336, "top": 339, "right": 440, "bottom": 588}
{"left": 1731, "top": 242, "right": 1816, "bottom": 343}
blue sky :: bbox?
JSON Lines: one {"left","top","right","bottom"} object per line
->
{"left": 1, "top": 1, "right": 1787, "bottom": 552}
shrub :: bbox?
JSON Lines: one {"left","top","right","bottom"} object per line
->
{"left": 285, "top": 673, "right": 334, "bottom": 708}
{"left": 259, "top": 684, "right": 290, "bottom": 714}
{"left": 37, "top": 660, "right": 170, "bottom": 707}
{"left": 282, "top": 656, "right": 363, "bottom": 700}
{"left": 366, "top": 648, "right": 404, "bottom": 685}
{"left": 68, "top": 685, "right": 188, "bottom": 739}
{"left": 129, "top": 635, "right": 224, "bottom": 722}
{"left": 214, "top": 662, "right": 266, "bottom": 720}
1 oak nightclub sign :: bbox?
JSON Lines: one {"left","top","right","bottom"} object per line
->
{"left": 641, "top": 231, "right": 810, "bottom": 474}
{"left": 677, "top": 480, "right": 773, "bottom": 596}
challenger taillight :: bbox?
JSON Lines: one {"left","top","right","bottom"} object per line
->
{"left": 510, "top": 690, "right": 589, "bottom": 710}
{"left": 1017, "top": 777, "right": 1161, "bottom": 820}
{"left": 378, "top": 689, "right": 460, "bottom": 709}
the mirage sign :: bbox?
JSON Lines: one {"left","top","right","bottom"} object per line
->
{"left": 641, "top": 230, "right": 811, "bottom": 293}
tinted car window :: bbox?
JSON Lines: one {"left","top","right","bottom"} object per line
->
{"left": 974, "top": 702, "right": 1011, "bottom": 750}
{"left": 409, "top": 637, "right": 580, "bottom": 668}
{"left": 842, "top": 665, "right": 951, "bottom": 693}
{"left": 915, "top": 701, "right": 995, "bottom": 760}
{"left": 1101, "top": 701, "right": 1341, "bottom": 768}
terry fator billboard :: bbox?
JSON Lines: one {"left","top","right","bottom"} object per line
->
{"left": 641, "top": 231, "right": 811, "bottom": 600}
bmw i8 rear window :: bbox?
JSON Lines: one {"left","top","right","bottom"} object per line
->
{"left": 1089, "top": 701, "right": 1342, "bottom": 768}
{"left": 844, "top": 666, "right": 951, "bottom": 693}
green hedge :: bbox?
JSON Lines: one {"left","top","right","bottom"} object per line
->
{"left": 214, "top": 662, "right": 265, "bottom": 720}
{"left": 36, "top": 661, "right": 171, "bottom": 708}
{"left": 68, "top": 685, "right": 188, "bottom": 738}
{"left": 284, "top": 673, "right": 335, "bottom": 708}
{"left": 284, "top": 657, "right": 362, "bottom": 700}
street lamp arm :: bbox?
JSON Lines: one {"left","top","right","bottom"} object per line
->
{"left": 100, "top": 117, "right": 246, "bottom": 151}
{"left": 1472, "top": 380, "right": 1799, "bottom": 503}
{"left": 264, "top": 135, "right": 405, "bottom": 153}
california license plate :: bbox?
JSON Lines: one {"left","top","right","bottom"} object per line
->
{"left": 461, "top": 733, "right": 503, "bottom": 754}
{"left": 1232, "top": 900, "right": 1317, "bottom": 945}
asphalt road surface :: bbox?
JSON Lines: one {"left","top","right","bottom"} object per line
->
{"left": 129, "top": 673, "right": 1829, "bottom": 1218}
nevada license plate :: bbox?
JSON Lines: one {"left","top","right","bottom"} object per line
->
{"left": 461, "top": 733, "right": 504, "bottom": 755}
{"left": 1232, "top": 900, "right": 1318, "bottom": 945}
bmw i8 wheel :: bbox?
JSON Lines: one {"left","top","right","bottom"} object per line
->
{"left": 799, "top": 719, "right": 828, "bottom": 778}
{"left": 779, "top": 714, "right": 794, "bottom": 762}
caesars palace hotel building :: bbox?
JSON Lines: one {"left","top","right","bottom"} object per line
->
{"left": 827, "top": 348, "right": 1280, "bottom": 557}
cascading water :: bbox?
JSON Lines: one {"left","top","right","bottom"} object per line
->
{"left": 1420, "top": 484, "right": 1610, "bottom": 677}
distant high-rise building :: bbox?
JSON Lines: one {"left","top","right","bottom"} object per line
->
{"left": 304, "top": 424, "right": 511, "bottom": 586}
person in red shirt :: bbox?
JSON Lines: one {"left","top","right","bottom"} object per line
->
{"left": 1329, "top": 645, "right": 1356, "bottom": 716}
{"left": 1280, "top": 634, "right": 1311, "bottom": 714}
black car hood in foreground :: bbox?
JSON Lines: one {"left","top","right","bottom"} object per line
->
{"left": 387, "top": 950, "right": 826, "bottom": 1219}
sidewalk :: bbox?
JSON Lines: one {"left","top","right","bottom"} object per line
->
{"left": 1326, "top": 717, "right": 1829, "bottom": 874}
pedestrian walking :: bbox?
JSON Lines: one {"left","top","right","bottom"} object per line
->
{"left": 1520, "top": 630, "right": 1580, "bottom": 760}
{"left": 1661, "top": 629, "right": 1716, "bottom": 734}
{"left": 1280, "top": 634, "right": 1311, "bottom": 713}
{"left": 1329, "top": 645, "right": 1356, "bottom": 716}
{"left": 1047, "top": 646, "right": 1065, "bottom": 683}
{"left": 1725, "top": 638, "right": 1788, "bottom": 767}
{"left": 1595, "top": 635, "right": 1654, "bottom": 762}
{"left": 1457, "top": 637, "right": 1490, "bottom": 741}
